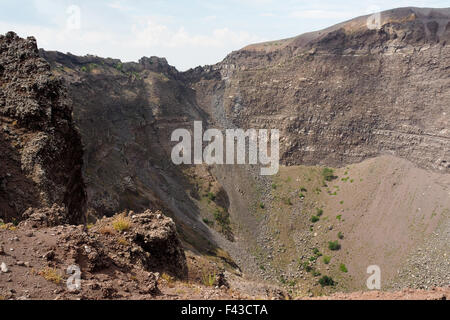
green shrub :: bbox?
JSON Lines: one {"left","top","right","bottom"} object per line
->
{"left": 322, "top": 168, "right": 336, "bottom": 182}
{"left": 271, "top": 183, "right": 277, "bottom": 190}
{"left": 323, "top": 255, "right": 331, "bottom": 264}
{"left": 339, "top": 263, "right": 348, "bottom": 273}
{"left": 300, "top": 187, "right": 307, "bottom": 192}
{"left": 316, "top": 208, "right": 324, "bottom": 216}
{"left": 311, "top": 216, "right": 320, "bottom": 223}
{"left": 312, "top": 270, "right": 321, "bottom": 277}
{"left": 318, "top": 276, "right": 335, "bottom": 287}
{"left": 213, "top": 208, "right": 231, "bottom": 236}
{"left": 129, "top": 71, "right": 142, "bottom": 79}
{"left": 336, "top": 215, "right": 342, "bottom": 221}
{"left": 207, "top": 192, "right": 216, "bottom": 201}
{"left": 328, "top": 241, "right": 341, "bottom": 251}
{"left": 203, "top": 218, "right": 212, "bottom": 226}
{"left": 302, "top": 262, "right": 312, "bottom": 272}
{"left": 115, "top": 62, "right": 123, "bottom": 71}
{"left": 338, "top": 232, "right": 344, "bottom": 240}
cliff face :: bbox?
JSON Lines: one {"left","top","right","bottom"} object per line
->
{"left": 40, "top": 51, "right": 207, "bottom": 220}
{"left": 187, "top": 7, "right": 450, "bottom": 173}
{"left": 0, "top": 32, "right": 86, "bottom": 224}
{"left": 39, "top": 50, "right": 228, "bottom": 259}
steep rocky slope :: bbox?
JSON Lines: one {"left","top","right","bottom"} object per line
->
{"left": 0, "top": 32, "right": 86, "bottom": 224}
{"left": 39, "top": 50, "right": 236, "bottom": 268}
{"left": 256, "top": 156, "right": 449, "bottom": 293}
{"left": 39, "top": 51, "right": 203, "bottom": 218}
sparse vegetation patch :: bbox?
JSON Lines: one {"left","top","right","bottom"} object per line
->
{"left": 328, "top": 241, "right": 341, "bottom": 251}
{"left": 319, "top": 275, "right": 335, "bottom": 287}
{"left": 322, "top": 168, "right": 337, "bottom": 182}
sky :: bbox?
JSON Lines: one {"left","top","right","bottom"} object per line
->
{"left": 0, "top": 0, "right": 449, "bottom": 70}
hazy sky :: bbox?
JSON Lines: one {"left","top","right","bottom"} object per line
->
{"left": 1, "top": 0, "right": 448, "bottom": 70}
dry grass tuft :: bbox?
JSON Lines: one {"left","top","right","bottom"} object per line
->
{"left": 99, "top": 226, "right": 115, "bottom": 235}
{"left": 201, "top": 271, "right": 216, "bottom": 287}
{"left": 0, "top": 223, "right": 17, "bottom": 231}
{"left": 117, "top": 237, "right": 129, "bottom": 246}
{"left": 39, "top": 267, "right": 63, "bottom": 284}
{"left": 161, "top": 273, "right": 176, "bottom": 288}
{"left": 112, "top": 214, "right": 132, "bottom": 232}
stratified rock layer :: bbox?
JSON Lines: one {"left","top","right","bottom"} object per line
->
{"left": 187, "top": 7, "right": 450, "bottom": 173}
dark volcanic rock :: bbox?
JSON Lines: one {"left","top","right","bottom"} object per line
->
{"left": 0, "top": 32, "right": 86, "bottom": 224}
{"left": 131, "top": 210, "right": 188, "bottom": 279}
{"left": 39, "top": 49, "right": 209, "bottom": 225}
{"left": 21, "top": 204, "right": 70, "bottom": 228}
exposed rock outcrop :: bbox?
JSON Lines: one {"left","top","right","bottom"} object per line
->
{"left": 0, "top": 209, "right": 188, "bottom": 299}
{"left": 39, "top": 49, "right": 206, "bottom": 221}
{"left": 21, "top": 204, "right": 70, "bottom": 228}
{"left": 39, "top": 49, "right": 223, "bottom": 265}
{"left": 187, "top": 7, "right": 450, "bottom": 173}
{"left": 131, "top": 210, "right": 188, "bottom": 278}
{"left": 0, "top": 32, "right": 86, "bottom": 224}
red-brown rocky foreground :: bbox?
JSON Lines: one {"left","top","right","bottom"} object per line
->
{"left": 0, "top": 209, "right": 448, "bottom": 300}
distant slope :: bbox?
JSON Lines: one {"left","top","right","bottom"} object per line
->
{"left": 243, "top": 7, "right": 450, "bottom": 52}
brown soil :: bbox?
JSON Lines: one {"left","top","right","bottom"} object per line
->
{"left": 303, "top": 287, "right": 449, "bottom": 300}
{"left": 219, "top": 156, "right": 450, "bottom": 295}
